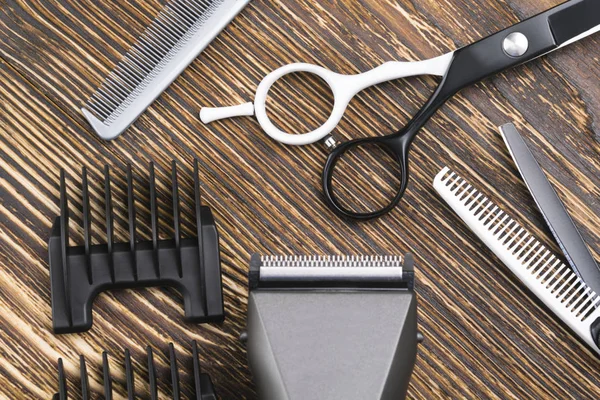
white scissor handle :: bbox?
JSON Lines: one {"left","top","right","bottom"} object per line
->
{"left": 200, "top": 52, "right": 454, "bottom": 146}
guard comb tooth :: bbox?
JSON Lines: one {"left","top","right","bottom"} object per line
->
{"left": 147, "top": 346, "right": 158, "bottom": 400}
{"left": 149, "top": 162, "right": 160, "bottom": 278}
{"left": 194, "top": 159, "right": 208, "bottom": 316}
{"left": 104, "top": 165, "right": 115, "bottom": 282}
{"left": 127, "top": 164, "right": 138, "bottom": 281}
{"left": 103, "top": 352, "right": 112, "bottom": 400}
{"left": 125, "top": 349, "right": 135, "bottom": 400}
{"left": 192, "top": 340, "right": 203, "bottom": 400}
{"left": 169, "top": 343, "right": 181, "bottom": 399}
{"left": 59, "top": 169, "right": 72, "bottom": 326}
{"left": 80, "top": 356, "right": 89, "bottom": 400}
{"left": 82, "top": 167, "right": 92, "bottom": 284}
{"left": 172, "top": 161, "right": 182, "bottom": 278}
{"left": 57, "top": 358, "right": 67, "bottom": 400}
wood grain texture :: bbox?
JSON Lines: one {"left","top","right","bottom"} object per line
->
{"left": 1, "top": 0, "right": 600, "bottom": 398}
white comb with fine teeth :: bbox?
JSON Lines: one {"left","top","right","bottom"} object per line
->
{"left": 434, "top": 167, "right": 600, "bottom": 355}
{"left": 82, "top": 0, "right": 251, "bottom": 140}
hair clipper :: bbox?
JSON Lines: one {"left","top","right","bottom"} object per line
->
{"left": 242, "top": 254, "right": 421, "bottom": 400}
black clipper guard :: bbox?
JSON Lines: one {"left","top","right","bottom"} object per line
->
{"left": 52, "top": 341, "right": 217, "bottom": 399}
{"left": 48, "top": 160, "right": 224, "bottom": 334}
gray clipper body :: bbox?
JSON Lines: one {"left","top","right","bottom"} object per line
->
{"left": 244, "top": 254, "right": 420, "bottom": 400}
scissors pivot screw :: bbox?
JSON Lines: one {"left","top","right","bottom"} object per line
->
{"left": 324, "top": 135, "right": 338, "bottom": 150}
{"left": 503, "top": 32, "right": 529, "bottom": 58}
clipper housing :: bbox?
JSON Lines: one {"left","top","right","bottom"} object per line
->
{"left": 48, "top": 160, "right": 224, "bottom": 334}
{"left": 245, "top": 254, "right": 420, "bottom": 400}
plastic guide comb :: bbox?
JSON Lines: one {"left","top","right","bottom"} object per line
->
{"left": 82, "top": 0, "right": 251, "bottom": 140}
{"left": 53, "top": 341, "right": 217, "bottom": 399}
{"left": 434, "top": 167, "right": 600, "bottom": 355}
{"left": 48, "top": 160, "right": 224, "bottom": 334}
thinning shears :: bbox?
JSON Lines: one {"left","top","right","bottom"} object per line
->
{"left": 201, "top": 0, "right": 600, "bottom": 220}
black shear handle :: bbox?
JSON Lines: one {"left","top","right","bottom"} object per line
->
{"left": 322, "top": 4, "right": 562, "bottom": 220}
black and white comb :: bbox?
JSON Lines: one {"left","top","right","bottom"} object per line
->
{"left": 82, "top": 0, "right": 251, "bottom": 140}
{"left": 434, "top": 128, "right": 600, "bottom": 356}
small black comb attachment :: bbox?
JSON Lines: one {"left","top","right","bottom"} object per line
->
{"left": 48, "top": 160, "right": 224, "bottom": 334}
{"left": 53, "top": 342, "right": 218, "bottom": 399}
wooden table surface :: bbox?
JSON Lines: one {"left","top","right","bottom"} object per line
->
{"left": 2, "top": 0, "right": 600, "bottom": 398}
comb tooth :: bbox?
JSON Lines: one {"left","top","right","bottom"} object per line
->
{"left": 89, "top": 93, "right": 113, "bottom": 115}
{"left": 87, "top": 101, "right": 109, "bottom": 119}
{"left": 114, "top": 66, "right": 140, "bottom": 89}
{"left": 492, "top": 214, "right": 511, "bottom": 236}
{"left": 127, "top": 164, "right": 138, "bottom": 281}
{"left": 121, "top": 57, "right": 148, "bottom": 81}
{"left": 149, "top": 162, "right": 160, "bottom": 278}
{"left": 524, "top": 246, "right": 547, "bottom": 270}
{"left": 103, "top": 352, "right": 112, "bottom": 400}
{"left": 169, "top": 343, "right": 181, "bottom": 399}
{"left": 95, "top": 87, "right": 120, "bottom": 109}
{"left": 580, "top": 297, "right": 600, "bottom": 319}
{"left": 166, "top": 5, "right": 192, "bottom": 29}
{"left": 129, "top": 47, "right": 154, "bottom": 73}
{"left": 132, "top": 40, "right": 161, "bottom": 66}
{"left": 172, "top": 161, "right": 182, "bottom": 278}
{"left": 507, "top": 228, "right": 527, "bottom": 251}
{"left": 81, "top": 167, "right": 92, "bottom": 284}
{"left": 59, "top": 169, "right": 72, "bottom": 326}
{"left": 192, "top": 340, "right": 203, "bottom": 400}
{"left": 556, "top": 275, "right": 579, "bottom": 300}
{"left": 152, "top": 17, "right": 179, "bottom": 45}
{"left": 450, "top": 179, "right": 468, "bottom": 195}
{"left": 194, "top": 159, "right": 208, "bottom": 315}
{"left": 104, "top": 76, "right": 129, "bottom": 100}
{"left": 562, "top": 279, "right": 583, "bottom": 304}
{"left": 125, "top": 349, "right": 135, "bottom": 400}
{"left": 156, "top": 15, "right": 183, "bottom": 42}
{"left": 547, "top": 265, "right": 570, "bottom": 291}
{"left": 160, "top": 11, "right": 186, "bottom": 35}
{"left": 142, "top": 30, "right": 170, "bottom": 58}
{"left": 500, "top": 220, "right": 520, "bottom": 244}
{"left": 485, "top": 209, "right": 503, "bottom": 228}
{"left": 514, "top": 237, "right": 537, "bottom": 261}
{"left": 104, "top": 166, "right": 115, "bottom": 283}
{"left": 80, "top": 356, "right": 89, "bottom": 400}
{"left": 571, "top": 288, "right": 592, "bottom": 313}
{"left": 147, "top": 346, "right": 158, "bottom": 400}
{"left": 136, "top": 38, "right": 163, "bottom": 64}
{"left": 466, "top": 192, "right": 483, "bottom": 209}
{"left": 57, "top": 358, "right": 67, "bottom": 400}
{"left": 537, "top": 256, "right": 558, "bottom": 280}
{"left": 179, "top": 0, "right": 202, "bottom": 19}
{"left": 531, "top": 248, "right": 552, "bottom": 275}
{"left": 109, "top": 70, "right": 135, "bottom": 91}
{"left": 146, "top": 26, "right": 176, "bottom": 49}
{"left": 474, "top": 199, "right": 493, "bottom": 219}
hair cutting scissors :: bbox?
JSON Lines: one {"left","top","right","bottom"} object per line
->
{"left": 201, "top": 0, "right": 600, "bottom": 220}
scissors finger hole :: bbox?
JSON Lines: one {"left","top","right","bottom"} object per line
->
{"left": 265, "top": 71, "right": 334, "bottom": 135}
{"left": 330, "top": 142, "right": 403, "bottom": 215}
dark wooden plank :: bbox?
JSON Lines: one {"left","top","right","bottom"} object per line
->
{"left": 1, "top": 0, "right": 600, "bottom": 398}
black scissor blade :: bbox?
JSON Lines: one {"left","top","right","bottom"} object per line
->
{"left": 548, "top": 0, "right": 600, "bottom": 47}
{"left": 500, "top": 123, "right": 600, "bottom": 296}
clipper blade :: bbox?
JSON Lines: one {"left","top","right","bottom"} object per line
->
{"left": 249, "top": 253, "right": 414, "bottom": 289}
